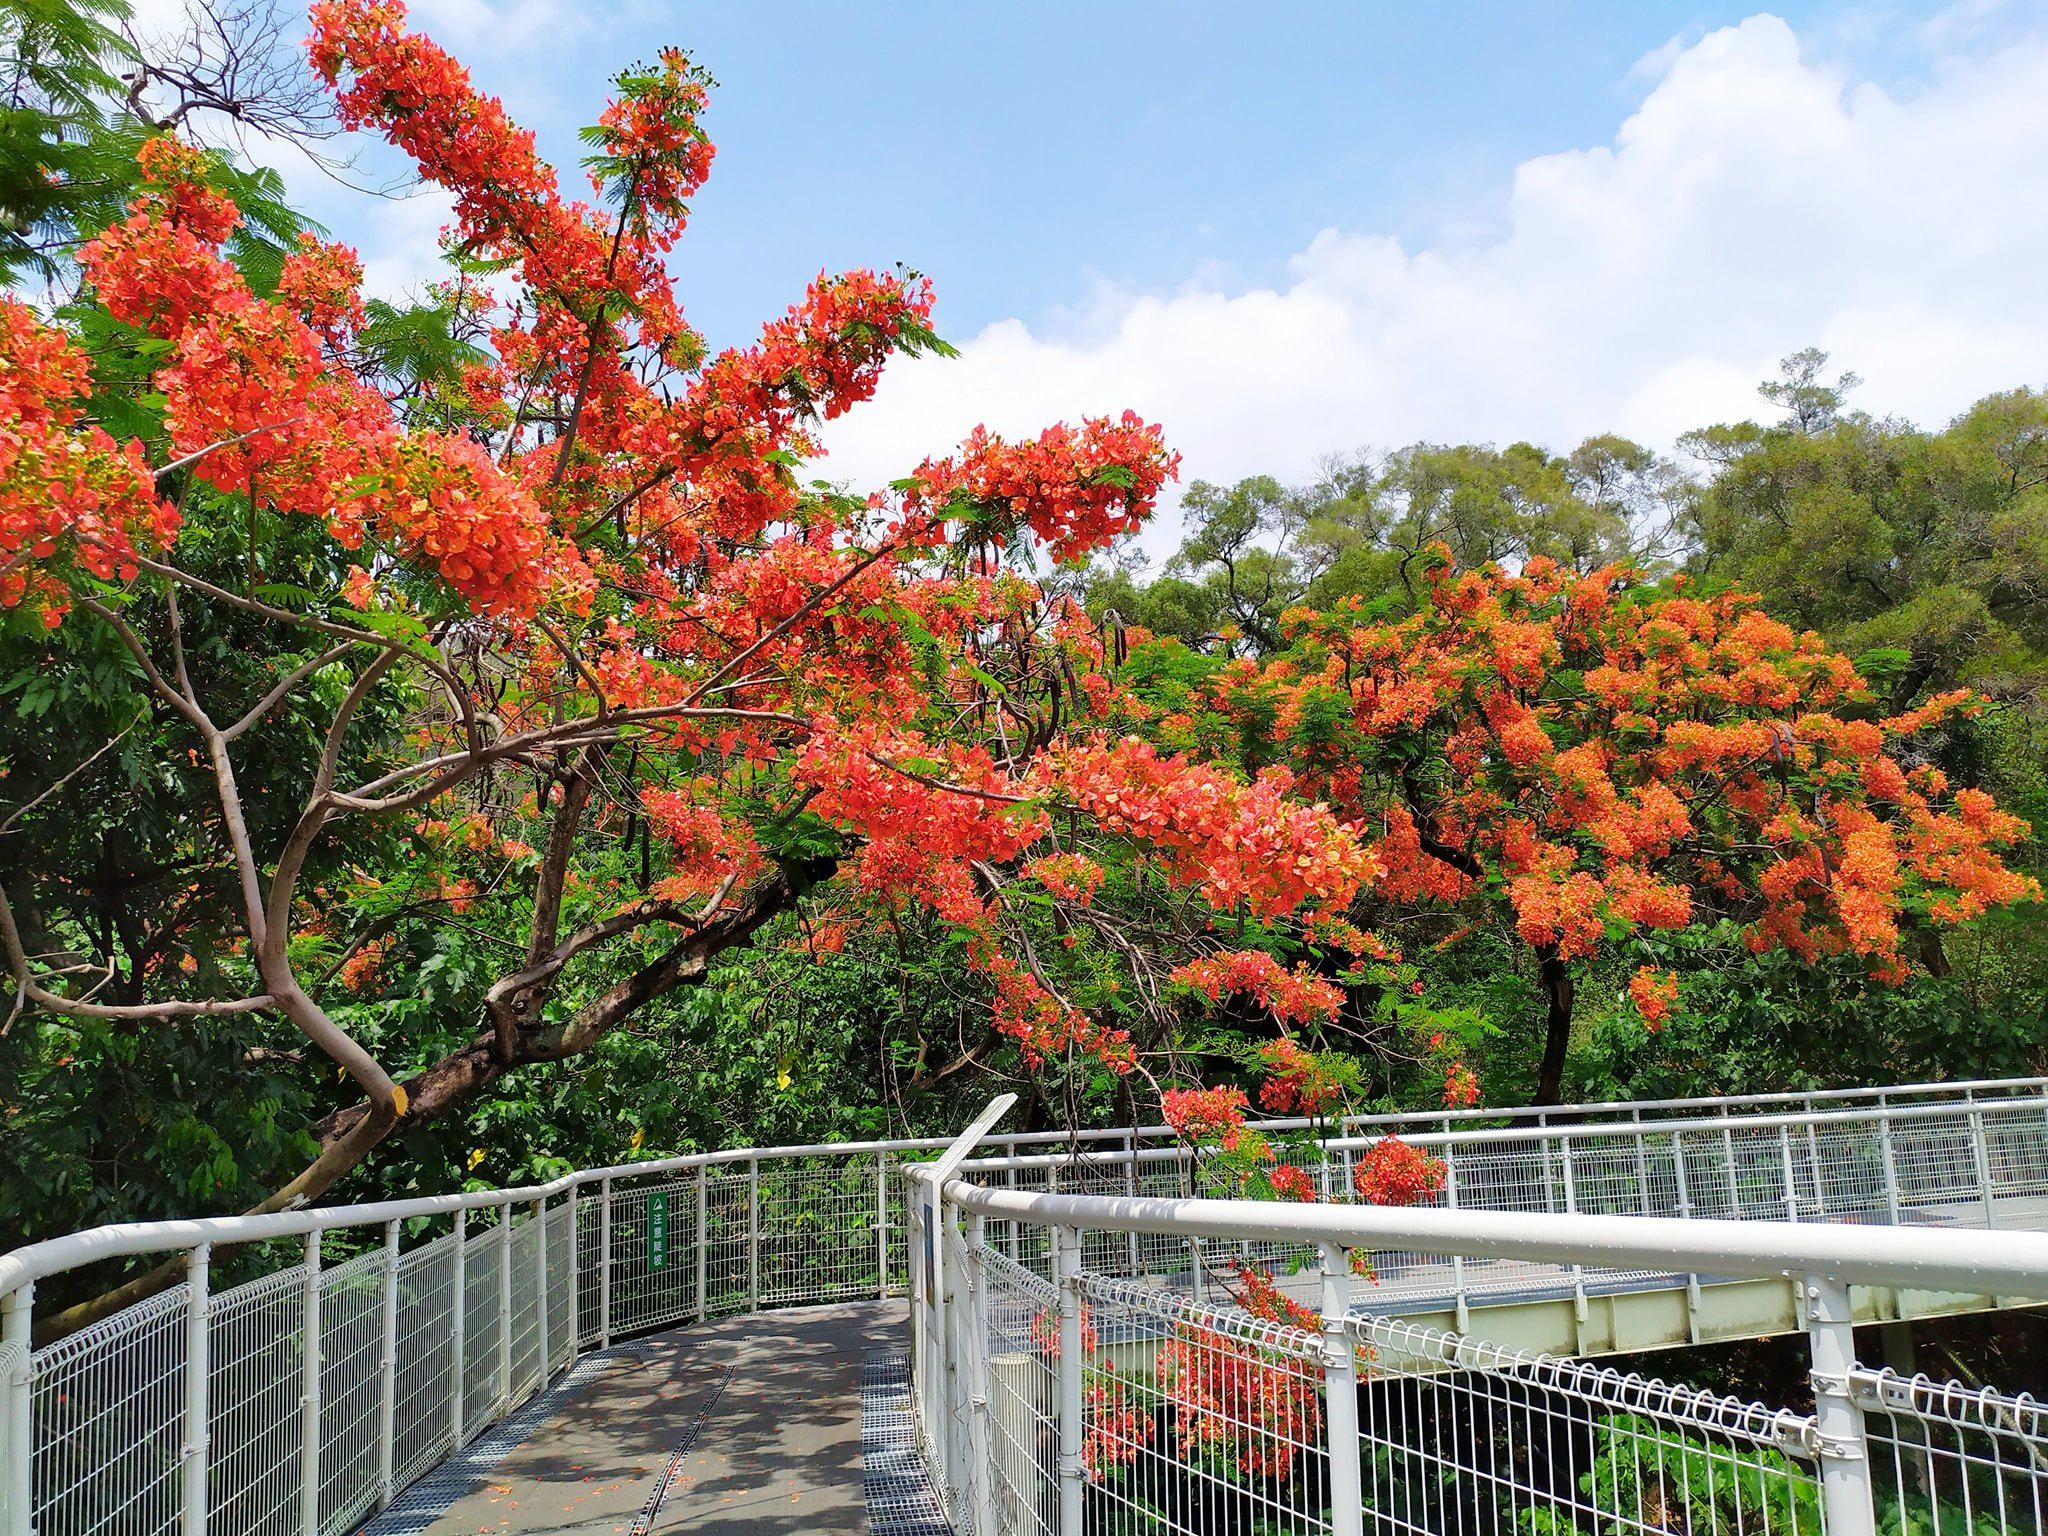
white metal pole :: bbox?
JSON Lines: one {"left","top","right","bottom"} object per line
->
{"left": 1805, "top": 1275, "right": 1877, "bottom": 1536}
{"left": 598, "top": 1178, "right": 612, "bottom": 1349}
{"left": 449, "top": 1212, "right": 466, "bottom": 1452}
{"left": 496, "top": 1202, "right": 512, "bottom": 1413}
{"left": 532, "top": 1198, "right": 550, "bottom": 1386}
{"left": 876, "top": 1152, "right": 890, "bottom": 1300}
{"left": 1631, "top": 1108, "right": 1653, "bottom": 1214}
{"left": 1780, "top": 1124, "right": 1802, "bottom": 1221}
{"left": 747, "top": 1158, "right": 761, "bottom": 1312}
{"left": 564, "top": 1184, "right": 579, "bottom": 1365}
{"left": 1559, "top": 1137, "right": 1588, "bottom": 1325}
{"left": 929, "top": 1176, "right": 951, "bottom": 1483}
{"left": 1877, "top": 1106, "right": 1902, "bottom": 1226}
{"left": 908, "top": 1178, "right": 931, "bottom": 1455}
{"left": 300, "top": 1233, "right": 322, "bottom": 1536}
{"left": 1806, "top": 1119, "right": 1828, "bottom": 1216}
{"left": 1320, "top": 1242, "right": 1363, "bottom": 1536}
{"left": 943, "top": 1205, "right": 970, "bottom": 1504}
{"left": 5, "top": 1281, "right": 33, "bottom": 1536}
{"left": 1670, "top": 1133, "right": 1703, "bottom": 1329}
{"left": 1724, "top": 1125, "right": 1741, "bottom": 1214}
{"left": 377, "top": 1218, "right": 399, "bottom": 1508}
{"left": 1054, "top": 1227, "right": 1084, "bottom": 1536}
{"left": 1123, "top": 1132, "right": 1141, "bottom": 1276}
{"left": 181, "top": 1245, "right": 211, "bottom": 1536}
{"left": 963, "top": 1212, "right": 997, "bottom": 1536}
{"left": 1442, "top": 1142, "right": 1469, "bottom": 1333}
{"left": 695, "top": 1166, "right": 709, "bottom": 1323}
{"left": 1969, "top": 1107, "right": 1997, "bottom": 1228}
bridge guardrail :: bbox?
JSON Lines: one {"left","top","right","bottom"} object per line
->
{"left": 3, "top": 1076, "right": 2046, "bottom": 1536}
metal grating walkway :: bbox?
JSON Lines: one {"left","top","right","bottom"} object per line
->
{"left": 859, "top": 1353, "right": 953, "bottom": 1536}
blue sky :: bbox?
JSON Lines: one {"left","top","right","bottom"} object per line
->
{"left": 292, "top": 1, "right": 2023, "bottom": 347}
{"left": 145, "top": 0, "right": 2048, "bottom": 544}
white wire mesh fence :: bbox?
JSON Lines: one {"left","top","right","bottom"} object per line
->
{"left": 2, "top": 1078, "right": 2045, "bottom": 1536}
{"left": 956, "top": 1096, "right": 2048, "bottom": 1321}
{"left": 918, "top": 1194, "right": 2048, "bottom": 1536}
{"left": 1854, "top": 1369, "right": 2048, "bottom": 1536}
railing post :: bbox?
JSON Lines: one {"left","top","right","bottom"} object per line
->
{"left": 963, "top": 1212, "right": 997, "bottom": 1536}
{"left": 181, "top": 1245, "right": 211, "bottom": 1536}
{"left": 1442, "top": 1142, "right": 1470, "bottom": 1333}
{"left": 1004, "top": 1162, "right": 1021, "bottom": 1263}
{"left": 532, "top": 1198, "right": 550, "bottom": 1387}
{"left": 1124, "top": 1132, "right": 1141, "bottom": 1277}
{"left": 1877, "top": 1104, "right": 1902, "bottom": 1226}
{"left": 1559, "top": 1136, "right": 1588, "bottom": 1329}
{"left": 1320, "top": 1242, "right": 1363, "bottom": 1536}
{"left": 1670, "top": 1133, "right": 1702, "bottom": 1338}
{"left": 695, "top": 1165, "right": 709, "bottom": 1322}
{"left": 747, "top": 1157, "right": 761, "bottom": 1312}
{"left": 1969, "top": 1106, "right": 1997, "bottom": 1228}
{"left": 377, "top": 1218, "right": 399, "bottom": 1508}
{"left": 941, "top": 1203, "right": 973, "bottom": 1508}
{"left": 876, "top": 1152, "right": 890, "bottom": 1300}
{"left": 5, "top": 1281, "right": 33, "bottom": 1536}
{"left": 1723, "top": 1125, "right": 1741, "bottom": 1215}
{"left": 1631, "top": 1108, "right": 1654, "bottom": 1215}
{"left": 496, "top": 1202, "right": 512, "bottom": 1412}
{"left": 299, "top": 1233, "right": 322, "bottom": 1535}
{"left": 565, "top": 1184, "right": 579, "bottom": 1365}
{"left": 1054, "top": 1227, "right": 1084, "bottom": 1536}
{"left": 929, "top": 1173, "right": 952, "bottom": 1486}
{"left": 1806, "top": 1118, "right": 1828, "bottom": 1218}
{"left": 597, "top": 1178, "right": 612, "bottom": 1349}
{"left": 1779, "top": 1124, "right": 1802, "bottom": 1221}
{"left": 908, "top": 1176, "right": 933, "bottom": 1456}
{"left": 1805, "top": 1275, "right": 1877, "bottom": 1536}
{"left": 449, "top": 1213, "right": 465, "bottom": 1454}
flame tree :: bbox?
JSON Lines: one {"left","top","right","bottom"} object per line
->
{"left": 1118, "top": 551, "right": 2039, "bottom": 1101}
{"left": 0, "top": 3, "right": 1383, "bottom": 1332}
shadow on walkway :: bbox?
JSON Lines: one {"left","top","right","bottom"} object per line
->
{"left": 375, "top": 1300, "right": 906, "bottom": 1535}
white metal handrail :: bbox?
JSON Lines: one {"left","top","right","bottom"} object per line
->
{"left": 4, "top": 1074, "right": 2046, "bottom": 1536}
{"left": 917, "top": 1123, "right": 2048, "bottom": 1536}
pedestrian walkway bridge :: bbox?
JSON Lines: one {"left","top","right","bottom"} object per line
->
{"left": 3, "top": 1075, "right": 2045, "bottom": 1536}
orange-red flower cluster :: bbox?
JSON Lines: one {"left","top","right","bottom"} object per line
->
{"left": 1160, "top": 1267, "right": 1320, "bottom": 1478}
{"left": 1213, "top": 555, "right": 2038, "bottom": 992}
{"left": 1161, "top": 1085, "right": 1250, "bottom": 1149}
{"left": 0, "top": 301, "right": 177, "bottom": 623}
{"left": 1627, "top": 967, "right": 1679, "bottom": 1032}
{"left": 908, "top": 412, "right": 1179, "bottom": 563}
{"left": 1045, "top": 740, "right": 1374, "bottom": 920}
{"left": 1351, "top": 1137, "right": 1447, "bottom": 1207}
{"left": 1173, "top": 951, "right": 1344, "bottom": 1026}
{"left": 1254, "top": 1036, "right": 1346, "bottom": 1115}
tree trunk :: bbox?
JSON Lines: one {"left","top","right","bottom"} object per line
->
{"left": 1535, "top": 951, "right": 1574, "bottom": 1106}
{"left": 36, "top": 860, "right": 827, "bottom": 1343}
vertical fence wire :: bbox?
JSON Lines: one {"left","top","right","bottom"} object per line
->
{"left": 1348, "top": 1315, "right": 1828, "bottom": 1536}
{"left": 1853, "top": 1368, "right": 2048, "bottom": 1535}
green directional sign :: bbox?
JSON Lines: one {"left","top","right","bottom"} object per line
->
{"left": 648, "top": 1191, "right": 670, "bottom": 1271}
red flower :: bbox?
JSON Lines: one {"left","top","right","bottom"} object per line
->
{"left": 1352, "top": 1138, "right": 1447, "bottom": 1207}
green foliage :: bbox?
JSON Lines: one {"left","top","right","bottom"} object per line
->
{"left": 1509, "top": 1414, "right": 1823, "bottom": 1536}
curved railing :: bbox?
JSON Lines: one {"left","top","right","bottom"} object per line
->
{"left": 3, "top": 1074, "right": 2047, "bottom": 1536}
{"left": 909, "top": 1105, "right": 2048, "bottom": 1536}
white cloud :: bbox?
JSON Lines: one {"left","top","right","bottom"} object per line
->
{"left": 814, "top": 14, "right": 2048, "bottom": 556}
{"left": 355, "top": 187, "right": 458, "bottom": 303}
